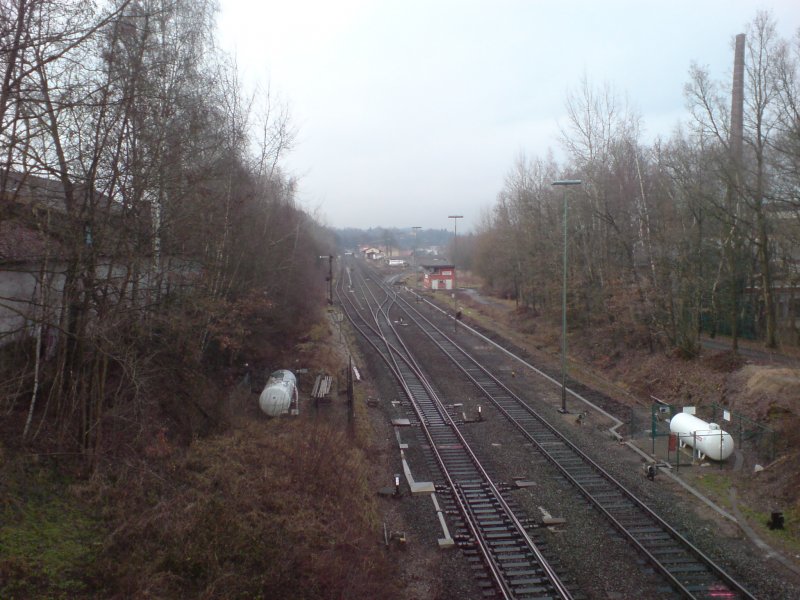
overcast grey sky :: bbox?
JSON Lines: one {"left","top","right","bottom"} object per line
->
{"left": 217, "top": 1, "right": 800, "bottom": 232}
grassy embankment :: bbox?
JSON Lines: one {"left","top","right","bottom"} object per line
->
{"left": 1, "top": 319, "right": 399, "bottom": 599}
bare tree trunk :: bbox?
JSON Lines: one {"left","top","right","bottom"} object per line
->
{"left": 23, "top": 237, "right": 49, "bottom": 439}
{"left": 756, "top": 208, "right": 777, "bottom": 347}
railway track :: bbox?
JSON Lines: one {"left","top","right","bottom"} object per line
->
{"left": 339, "top": 265, "right": 574, "bottom": 599}
{"left": 341, "top": 261, "right": 760, "bottom": 599}
{"left": 379, "top": 267, "right": 756, "bottom": 600}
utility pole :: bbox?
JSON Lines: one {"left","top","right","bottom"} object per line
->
{"left": 412, "top": 226, "right": 421, "bottom": 268}
{"left": 412, "top": 226, "right": 422, "bottom": 290}
{"left": 551, "top": 180, "right": 582, "bottom": 413}
{"left": 320, "top": 255, "right": 333, "bottom": 305}
{"left": 448, "top": 215, "right": 463, "bottom": 331}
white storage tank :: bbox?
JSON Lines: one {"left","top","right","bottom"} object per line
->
{"left": 669, "top": 412, "right": 734, "bottom": 461}
{"left": 259, "top": 370, "right": 298, "bottom": 417}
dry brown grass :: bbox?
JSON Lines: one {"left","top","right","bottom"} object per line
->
{"left": 86, "top": 416, "right": 399, "bottom": 599}
{"left": 0, "top": 259, "right": 406, "bottom": 598}
{"left": 1, "top": 309, "right": 401, "bottom": 599}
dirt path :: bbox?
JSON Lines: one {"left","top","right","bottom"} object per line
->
{"left": 700, "top": 335, "right": 800, "bottom": 367}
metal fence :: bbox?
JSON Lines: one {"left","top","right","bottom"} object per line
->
{"left": 644, "top": 402, "right": 776, "bottom": 467}
{"left": 704, "top": 402, "right": 776, "bottom": 463}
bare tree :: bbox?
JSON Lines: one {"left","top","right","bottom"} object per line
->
{"left": 1, "top": 0, "right": 328, "bottom": 459}
{"left": 742, "top": 13, "right": 782, "bottom": 347}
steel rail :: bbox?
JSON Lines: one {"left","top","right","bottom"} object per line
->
{"left": 338, "top": 271, "right": 518, "bottom": 598}
{"left": 390, "top": 286, "right": 757, "bottom": 600}
{"left": 339, "top": 265, "right": 573, "bottom": 599}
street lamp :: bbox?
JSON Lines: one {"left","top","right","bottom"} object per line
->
{"left": 412, "top": 226, "right": 421, "bottom": 269}
{"left": 448, "top": 215, "right": 463, "bottom": 331}
{"left": 551, "top": 179, "right": 582, "bottom": 413}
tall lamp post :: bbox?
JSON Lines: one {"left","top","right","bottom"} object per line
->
{"left": 412, "top": 226, "right": 422, "bottom": 269}
{"left": 448, "top": 215, "right": 463, "bottom": 331}
{"left": 551, "top": 179, "right": 582, "bottom": 413}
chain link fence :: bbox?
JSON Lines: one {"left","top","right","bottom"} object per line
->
{"left": 641, "top": 402, "right": 776, "bottom": 467}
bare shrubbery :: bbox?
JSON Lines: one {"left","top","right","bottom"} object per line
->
{"left": 86, "top": 418, "right": 399, "bottom": 599}
{"left": 0, "top": 0, "right": 384, "bottom": 596}
{"left": 2, "top": 295, "right": 391, "bottom": 598}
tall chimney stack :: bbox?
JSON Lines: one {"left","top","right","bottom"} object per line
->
{"left": 730, "top": 33, "right": 745, "bottom": 163}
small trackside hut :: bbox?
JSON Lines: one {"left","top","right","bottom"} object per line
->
{"left": 421, "top": 264, "right": 455, "bottom": 291}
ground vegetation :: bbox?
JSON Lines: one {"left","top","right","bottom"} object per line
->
{"left": 0, "top": 1, "right": 391, "bottom": 597}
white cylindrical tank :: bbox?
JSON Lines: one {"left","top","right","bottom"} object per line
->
{"left": 259, "top": 370, "right": 298, "bottom": 417}
{"left": 669, "top": 412, "right": 734, "bottom": 461}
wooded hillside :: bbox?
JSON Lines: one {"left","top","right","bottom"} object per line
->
{"left": 0, "top": 0, "right": 332, "bottom": 456}
{"left": 467, "top": 12, "right": 800, "bottom": 357}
